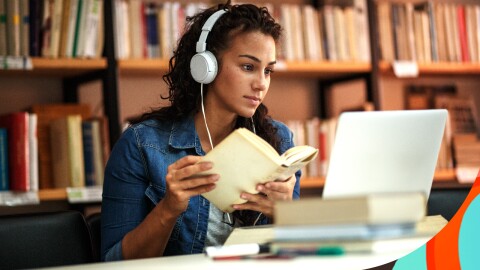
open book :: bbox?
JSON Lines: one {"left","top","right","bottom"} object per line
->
{"left": 197, "top": 128, "right": 318, "bottom": 213}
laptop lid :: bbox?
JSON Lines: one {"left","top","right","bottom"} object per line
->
{"left": 322, "top": 109, "right": 448, "bottom": 200}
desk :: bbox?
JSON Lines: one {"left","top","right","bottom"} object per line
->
{"left": 43, "top": 250, "right": 412, "bottom": 270}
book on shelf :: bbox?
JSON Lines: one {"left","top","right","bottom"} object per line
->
{"left": 452, "top": 133, "right": 480, "bottom": 183}
{"left": 377, "top": 1, "right": 480, "bottom": 63}
{"left": 0, "top": 112, "right": 30, "bottom": 191}
{"left": 196, "top": 128, "right": 318, "bottom": 213}
{"left": 434, "top": 95, "right": 478, "bottom": 135}
{"left": 81, "top": 0, "right": 104, "bottom": 58}
{"left": 82, "top": 119, "right": 104, "bottom": 186}
{"left": 274, "top": 192, "right": 427, "bottom": 227}
{"left": 0, "top": 128, "right": 8, "bottom": 191}
{"left": 5, "top": 0, "right": 21, "bottom": 57}
{"left": 404, "top": 84, "right": 456, "bottom": 110}
{"left": 28, "top": 113, "right": 39, "bottom": 192}
{"left": 0, "top": 0, "right": 7, "bottom": 56}
{"left": 50, "top": 114, "right": 85, "bottom": 188}
{"left": 30, "top": 104, "right": 91, "bottom": 189}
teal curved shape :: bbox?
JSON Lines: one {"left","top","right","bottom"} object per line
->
{"left": 392, "top": 244, "right": 427, "bottom": 270}
{"left": 458, "top": 194, "right": 480, "bottom": 270}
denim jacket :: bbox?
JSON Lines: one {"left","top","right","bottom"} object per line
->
{"left": 101, "top": 115, "right": 301, "bottom": 261}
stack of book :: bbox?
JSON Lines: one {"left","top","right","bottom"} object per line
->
{"left": 222, "top": 193, "right": 446, "bottom": 256}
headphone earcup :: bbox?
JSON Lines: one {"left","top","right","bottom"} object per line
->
{"left": 190, "top": 51, "right": 218, "bottom": 84}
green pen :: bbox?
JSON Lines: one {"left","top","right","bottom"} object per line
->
{"left": 275, "top": 246, "right": 345, "bottom": 256}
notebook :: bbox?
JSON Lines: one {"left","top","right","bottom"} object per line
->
{"left": 322, "top": 109, "right": 448, "bottom": 201}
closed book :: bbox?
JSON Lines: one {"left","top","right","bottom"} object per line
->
{"left": 274, "top": 192, "right": 426, "bottom": 226}
{"left": 145, "top": 3, "right": 160, "bottom": 58}
{"left": 224, "top": 215, "right": 447, "bottom": 253}
{"left": 0, "top": 112, "right": 30, "bottom": 191}
{"left": 0, "top": 128, "right": 8, "bottom": 190}
{"left": 82, "top": 120, "right": 95, "bottom": 186}
{"left": 270, "top": 216, "right": 447, "bottom": 254}
{"left": 0, "top": 0, "right": 7, "bottom": 56}
{"left": 28, "top": 113, "right": 38, "bottom": 191}
{"left": 28, "top": 0, "right": 43, "bottom": 56}
{"left": 195, "top": 128, "right": 318, "bottom": 213}
{"left": 58, "top": 0, "right": 72, "bottom": 57}
{"left": 82, "top": 119, "right": 104, "bottom": 186}
{"left": 273, "top": 223, "right": 416, "bottom": 243}
{"left": 82, "top": 0, "right": 103, "bottom": 58}
{"left": 6, "top": 0, "right": 21, "bottom": 56}
{"left": 19, "top": 0, "right": 29, "bottom": 56}
{"left": 50, "top": 115, "right": 85, "bottom": 188}
{"left": 64, "top": 0, "right": 79, "bottom": 57}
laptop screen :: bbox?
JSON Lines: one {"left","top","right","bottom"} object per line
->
{"left": 322, "top": 109, "right": 447, "bottom": 201}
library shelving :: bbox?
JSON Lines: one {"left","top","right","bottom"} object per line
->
{"left": 1, "top": 0, "right": 479, "bottom": 206}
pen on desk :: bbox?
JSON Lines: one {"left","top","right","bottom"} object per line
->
{"left": 274, "top": 246, "right": 345, "bottom": 256}
{"left": 205, "top": 243, "right": 270, "bottom": 258}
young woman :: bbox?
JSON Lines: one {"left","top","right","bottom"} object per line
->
{"left": 101, "top": 1, "right": 301, "bottom": 261}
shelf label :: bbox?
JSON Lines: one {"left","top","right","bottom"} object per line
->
{"left": 276, "top": 60, "right": 287, "bottom": 71}
{"left": 0, "top": 191, "right": 40, "bottom": 206}
{"left": 67, "top": 186, "right": 103, "bottom": 203}
{"left": 456, "top": 167, "right": 479, "bottom": 184}
{"left": 393, "top": 61, "right": 419, "bottom": 78}
{"left": 0, "top": 56, "right": 33, "bottom": 70}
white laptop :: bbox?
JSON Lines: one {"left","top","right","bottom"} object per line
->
{"left": 322, "top": 109, "right": 448, "bottom": 201}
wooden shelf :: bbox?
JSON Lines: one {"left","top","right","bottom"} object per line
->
{"left": 21, "top": 168, "right": 474, "bottom": 202}
{"left": 299, "top": 169, "right": 467, "bottom": 189}
{"left": 0, "top": 57, "right": 107, "bottom": 77}
{"left": 118, "top": 59, "right": 371, "bottom": 78}
{"left": 38, "top": 188, "right": 68, "bottom": 201}
{"left": 379, "top": 61, "right": 480, "bottom": 76}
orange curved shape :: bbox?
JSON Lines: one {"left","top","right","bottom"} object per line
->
{"left": 426, "top": 173, "right": 480, "bottom": 270}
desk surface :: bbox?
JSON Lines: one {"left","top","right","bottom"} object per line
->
{"left": 44, "top": 251, "right": 411, "bottom": 270}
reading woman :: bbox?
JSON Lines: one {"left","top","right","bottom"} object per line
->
{"left": 101, "top": 1, "right": 301, "bottom": 261}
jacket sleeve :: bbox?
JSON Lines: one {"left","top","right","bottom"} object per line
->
{"left": 101, "top": 127, "right": 151, "bottom": 261}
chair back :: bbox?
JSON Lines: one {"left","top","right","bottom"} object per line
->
{"left": 86, "top": 212, "right": 101, "bottom": 262}
{"left": 0, "top": 210, "right": 94, "bottom": 269}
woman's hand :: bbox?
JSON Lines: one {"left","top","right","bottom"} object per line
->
{"left": 232, "top": 175, "right": 297, "bottom": 218}
{"left": 163, "top": 155, "right": 219, "bottom": 216}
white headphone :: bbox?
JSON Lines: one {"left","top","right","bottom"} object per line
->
{"left": 190, "top": 9, "right": 227, "bottom": 84}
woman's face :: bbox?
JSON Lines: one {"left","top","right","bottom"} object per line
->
{"left": 207, "top": 31, "right": 276, "bottom": 118}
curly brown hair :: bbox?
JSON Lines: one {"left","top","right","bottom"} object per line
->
{"left": 131, "top": 1, "right": 283, "bottom": 154}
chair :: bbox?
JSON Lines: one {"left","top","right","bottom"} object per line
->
{"left": 0, "top": 210, "right": 95, "bottom": 269}
{"left": 86, "top": 212, "right": 102, "bottom": 262}
{"left": 427, "top": 188, "right": 470, "bottom": 221}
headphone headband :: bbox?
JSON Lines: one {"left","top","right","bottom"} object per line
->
{"left": 195, "top": 9, "right": 227, "bottom": 52}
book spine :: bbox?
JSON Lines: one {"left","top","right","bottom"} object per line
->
{"left": 64, "top": 0, "right": 79, "bottom": 57}
{"left": 68, "top": 115, "right": 85, "bottom": 187}
{"left": 0, "top": 0, "right": 6, "bottom": 56}
{"left": 457, "top": 5, "right": 470, "bottom": 62}
{"left": 91, "top": 120, "right": 104, "bottom": 185}
{"left": 19, "top": 0, "right": 29, "bottom": 56}
{"left": 83, "top": 0, "right": 102, "bottom": 58}
{"left": 28, "top": 0, "right": 43, "bottom": 56}
{"left": 0, "top": 112, "right": 30, "bottom": 191}
{"left": 72, "top": 0, "right": 85, "bottom": 57}
{"left": 0, "top": 128, "right": 8, "bottom": 190}
{"left": 6, "top": 0, "right": 21, "bottom": 56}
{"left": 28, "top": 113, "right": 38, "bottom": 191}
{"left": 145, "top": 3, "right": 160, "bottom": 58}
{"left": 82, "top": 121, "right": 96, "bottom": 186}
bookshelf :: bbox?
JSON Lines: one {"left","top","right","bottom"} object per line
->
{"left": 378, "top": 61, "right": 480, "bottom": 76}
{"left": 1, "top": 0, "right": 478, "bottom": 205}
